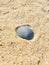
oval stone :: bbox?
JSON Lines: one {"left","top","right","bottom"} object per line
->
{"left": 16, "top": 26, "right": 34, "bottom": 40}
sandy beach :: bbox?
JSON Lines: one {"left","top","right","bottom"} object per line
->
{"left": 0, "top": 0, "right": 49, "bottom": 65}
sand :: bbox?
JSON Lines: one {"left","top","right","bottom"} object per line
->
{"left": 0, "top": 0, "right": 49, "bottom": 65}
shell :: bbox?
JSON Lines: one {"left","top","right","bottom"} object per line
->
{"left": 16, "top": 26, "right": 34, "bottom": 40}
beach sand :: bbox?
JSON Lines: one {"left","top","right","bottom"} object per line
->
{"left": 0, "top": 0, "right": 49, "bottom": 65}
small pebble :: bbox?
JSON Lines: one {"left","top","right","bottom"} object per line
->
{"left": 16, "top": 25, "right": 34, "bottom": 40}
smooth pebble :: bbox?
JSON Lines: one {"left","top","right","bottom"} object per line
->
{"left": 16, "top": 26, "right": 34, "bottom": 40}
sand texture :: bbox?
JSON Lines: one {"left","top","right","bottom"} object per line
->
{"left": 0, "top": 0, "right": 49, "bottom": 65}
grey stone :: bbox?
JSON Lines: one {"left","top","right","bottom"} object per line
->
{"left": 16, "top": 26, "right": 34, "bottom": 40}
